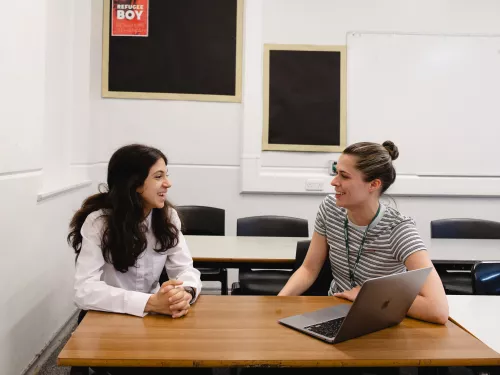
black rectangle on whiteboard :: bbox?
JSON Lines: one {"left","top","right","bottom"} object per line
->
{"left": 104, "top": 0, "right": 242, "bottom": 101}
{"left": 263, "top": 46, "right": 346, "bottom": 152}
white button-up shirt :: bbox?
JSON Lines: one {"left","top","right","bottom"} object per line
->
{"left": 74, "top": 208, "right": 202, "bottom": 317}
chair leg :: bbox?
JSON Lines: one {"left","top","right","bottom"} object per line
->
{"left": 221, "top": 269, "right": 228, "bottom": 295}
{"left": 70, "top": 367, "right": 89, "bottom": 375}
{"left": 418, "top": 367, "right": 448, "bottom": 375}
{"left": 470, "top": 366, "right": 498, "bottom": 375}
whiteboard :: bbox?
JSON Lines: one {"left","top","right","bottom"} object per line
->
{"left": 347, "top": 32, "right": 500, "bottom": 177}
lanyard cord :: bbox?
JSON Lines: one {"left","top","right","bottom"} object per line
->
{"left": 343, "top": 204, "right": 381, "bottom": 288}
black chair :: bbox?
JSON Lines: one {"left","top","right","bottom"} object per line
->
{"left": 473, "top": 262, "right": 500, "bottom": 295}
{"left": 236, "top": 215, "right": 309, "bottom": 238}
{"left": 294, "top": 240, "right": 333, "bottom": 296}
{"left": 431, "top": 218, "right": 500, "bottom": 239}
{"left": 160, "top": 205, "right": 228, "bottom": 295}
{"left": 232, "top": 215, "right": 309, "bottom": 295}
{"left": 431, "top": 218, "right": 500, "bottom": 295}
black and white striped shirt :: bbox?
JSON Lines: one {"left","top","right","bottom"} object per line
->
{"left": 314, "top": 195, "right": 426, "bottom": 295}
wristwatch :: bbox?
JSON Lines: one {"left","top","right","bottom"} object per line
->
{"left": 184, "top": 286, "right": 196, "bottom": 300}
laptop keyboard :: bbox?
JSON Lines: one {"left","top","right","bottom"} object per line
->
{"left": 304, "top": 317, "right": 345, "bottom": 338}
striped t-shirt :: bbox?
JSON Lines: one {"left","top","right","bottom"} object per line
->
{"left": 314, "top": 194, "right": 426, "bottom": 295}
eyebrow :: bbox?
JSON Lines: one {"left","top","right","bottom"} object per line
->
{"left": 337, "top": 168, "right": 351, "bottom": 176}
{"left": 153, "top": 170, "right": 166, "bottom": 175}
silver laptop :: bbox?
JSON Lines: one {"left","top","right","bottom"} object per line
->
{"left": 279, "top": 267, "right": 432, "bottom": 344}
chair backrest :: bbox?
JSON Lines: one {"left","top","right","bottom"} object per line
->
{"left": 294, "top": 240, "right": 333, "bottom": 296}
{"left": 472, "top": 262, "right": 500, "bottom": 295}
{"left": 176, "top": 205, "right": 225, "bottom": 236}
{"left": 236, "top": 215, "right": 309, "bottom": 237}
{"left": 430, "top": 218, "right": 500, "bottom": 239}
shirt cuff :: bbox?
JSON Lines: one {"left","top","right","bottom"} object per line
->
{"left": 124, "top": 291, "right": 152, "bottom": 317}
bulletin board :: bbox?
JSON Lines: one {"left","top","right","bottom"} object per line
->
{"left": 102, "top": 0, "right": 243, "bottom": 102}
{"left": 262, "top": 44, "right": 347, "bottom": 152}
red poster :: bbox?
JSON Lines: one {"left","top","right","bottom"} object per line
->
{"left": 111, "top": 0, "right": 149, "bottom": 37}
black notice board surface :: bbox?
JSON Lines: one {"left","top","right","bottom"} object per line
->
{"left": 103, "top": 0, "right": 242, "bottom": 102}
{"left": 263, "top": 45, "right": 346, "bottom": 152}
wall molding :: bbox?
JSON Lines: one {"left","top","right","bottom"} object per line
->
{"left": 37, "top": 180, "right": 92, "bottom": 202}
{"left": 0, "top": 169, "right": 42, "bottom": 180}
{"left": 241, "top": 156, "right": 500, "bottom": 197}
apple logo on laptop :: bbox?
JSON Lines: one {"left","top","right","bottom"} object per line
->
{"left": 381, "top": 299, "right": 391, "bottom": 310}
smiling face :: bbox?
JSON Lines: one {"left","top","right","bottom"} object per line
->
{"left": 330, "top": 154, "right": 381, "bottom": 209}
{"left": 136, "top": 158, "right": 171, "bottom": 214}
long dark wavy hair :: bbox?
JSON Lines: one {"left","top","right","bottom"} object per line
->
{"left": 67, "top": 144, "right": 179, "bottom": 272}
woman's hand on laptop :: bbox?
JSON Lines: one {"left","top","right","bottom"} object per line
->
{"left": 333, "top": 286, "right": 361, "bottom": 302}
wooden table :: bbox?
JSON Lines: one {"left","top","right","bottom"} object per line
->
{"left": 448, "top": 295, "right": 500, "bottom": 355}
{"left": 58, "top": 296, "right": 500, "bottom": 368}
{"left": 186, "top": 236, "right": 500, "bottom": 268}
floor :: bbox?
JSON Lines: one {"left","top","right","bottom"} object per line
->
{"left": 36, "top": 313, "right": 77, "bottom": 375}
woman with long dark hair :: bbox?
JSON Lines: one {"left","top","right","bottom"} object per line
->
{"left": 68, "top": 144, "right": 201, "bottom": 319}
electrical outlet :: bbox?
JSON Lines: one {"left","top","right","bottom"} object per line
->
{"left": 305, "top": 179, "right": 324, "bottom": 191}
{"left": 328, "top": 160, "right": 337, "bottom": 176}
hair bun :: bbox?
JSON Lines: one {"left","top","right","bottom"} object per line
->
{"left": 382, "top": 141, "right": 399, "bottom": 161}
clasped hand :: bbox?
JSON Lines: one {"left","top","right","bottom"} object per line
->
{"left": 146, "top": 279, "right": 192, "bottom": 318}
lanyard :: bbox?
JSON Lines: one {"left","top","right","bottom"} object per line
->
{"left": 343, "top": 204, "right": 381, "bottom": 288}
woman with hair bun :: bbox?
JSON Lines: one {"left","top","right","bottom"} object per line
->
{"left": 279, "top": 141, "right": 448, "bottom": 325}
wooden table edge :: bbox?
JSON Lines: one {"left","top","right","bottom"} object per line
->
{"left": 57, "top": 300, "right": 500, "bottom": 368}
{"left": 57, "top": 357, "right": 500, "bottom": 368}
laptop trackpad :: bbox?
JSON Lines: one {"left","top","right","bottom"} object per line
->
{"left": 302, "top": 303, "right": 351, "bottom": 322}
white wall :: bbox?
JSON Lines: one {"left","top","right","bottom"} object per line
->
{"left": 262, "top": 0, "right": 500, "bottom": 176}
{"left": 5, "top": 1, "right": 499, "bottom": 371}
{"left": 90, "top": 165, "right": 500, "bottom": 246}
{"left": 0, "top": 0, "right": 93, "bottom": 374}
{"left": 240, "top": 0, "right": 500, "bottom": 195}
{"left": 88, "top": 7, "right": 241, "bottom": 166}
{"left": 88, "top": 0, "right": 500, "bottom": 241}
{"left": 0, "top": 0, "right": 45, "bottom": 174}
{"left": 0, "top": 175, "right": 91, "bottom": 374}
{"left": 71, "top": 0, "right": 93, "bottom": 166}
